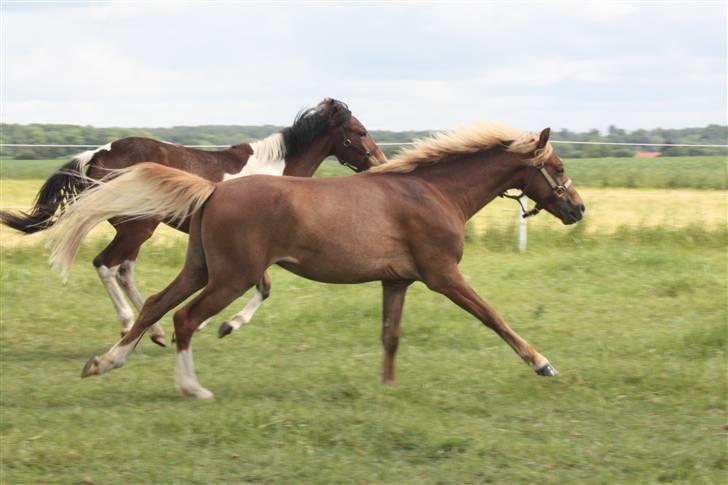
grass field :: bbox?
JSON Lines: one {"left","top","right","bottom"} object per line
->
{"left": 1, "top": 234, "right": 726, "bottom": 483}
{"left": 1, "top": 155, "right": 727, "bottom": 189}
{"left": 1, "top": 156, "right": 726, "bottom": 483}
{"left": 2, "top": 160, "right": 727, "bottom": 248}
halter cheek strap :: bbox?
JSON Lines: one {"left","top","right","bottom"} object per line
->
{"left": 338, "top": 129, "right": 373, "bottom": 172}
{"left": 500, "top": 163, "right": 572, "bottom": 218}
{"left": 537, "top": 165, "right": 572, "bottom": 197}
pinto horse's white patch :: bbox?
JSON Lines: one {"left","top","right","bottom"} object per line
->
{"left": 96, "top": 264, "right": 134, "bottom": 331}
{"left": 223, "top": 133, "right": 286, "bottom": 181}
{"left": 73, "top": 143, "right": 112, "bottom": 170}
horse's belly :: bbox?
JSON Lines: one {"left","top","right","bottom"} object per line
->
{"left": 276, "top": 253, "right": 418, "bottom": 284}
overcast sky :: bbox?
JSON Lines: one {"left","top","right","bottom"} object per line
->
{"left": 1, "top": 1, "right": 726, "bottom": 132}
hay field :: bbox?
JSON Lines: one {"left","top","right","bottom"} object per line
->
{"left": 2, "top": 178, "right": 726, "bottom": 248}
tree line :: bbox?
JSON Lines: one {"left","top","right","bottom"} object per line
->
{"left": 0, "top": 123, "right": 725, "bottom": 160}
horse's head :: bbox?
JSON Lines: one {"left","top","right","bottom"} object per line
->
{"left": 519, "top": 128, "right": 585, "bottom": 225}
{"left": 320, "top": 98, "right": 387, "bottom": 172}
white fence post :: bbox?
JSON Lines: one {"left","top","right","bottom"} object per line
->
{"left": 518, "top": 195, "right": 528, "bottom": 252}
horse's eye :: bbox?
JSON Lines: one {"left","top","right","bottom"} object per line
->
{"left": 359, "top": 131, "right": 367, "bottom": 137}
{"left": 555, "top": 166, "right": 565, "bottom": 175}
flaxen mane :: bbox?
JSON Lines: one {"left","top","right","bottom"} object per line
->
{"left": 370, "top": 123, "right": 553, "bottom": 174}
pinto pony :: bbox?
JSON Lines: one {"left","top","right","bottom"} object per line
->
{"left": 47, "top": 123, "right": 584, "bottom": 399}
{"left": 1, "top": 99, "right": 386, "bottom": 346}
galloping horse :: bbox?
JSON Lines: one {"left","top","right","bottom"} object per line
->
{"left": 48, "top": 123, "right": 585, "bottom": 399}
{"left": 2, "top": 99, "right": 386, "bottom": 346}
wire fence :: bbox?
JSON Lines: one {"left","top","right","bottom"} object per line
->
{"left": 1, "top": 140, "right": 725, "bottom": 252}
{"left": 1, "top": 141, "right": 727, "bottom": 149}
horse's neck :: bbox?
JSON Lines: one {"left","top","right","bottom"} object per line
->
{"left": 226, "top": 144, "right": 252, "bottom": 162}
{"left": 415, "top": 151, "right": 524, "bottom": 221}
{"left": 282, "top": 135, "right": 332, "bottom": 177}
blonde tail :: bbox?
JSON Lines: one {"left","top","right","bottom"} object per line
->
{"left": 47, "top": 162, "right": 216, "bottom": 280}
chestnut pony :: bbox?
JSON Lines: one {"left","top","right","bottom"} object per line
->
{"left": 2, "top": 99, "right": 386, "bottom": 346}
{"left": 48, "top": 123, "right": 584, "bottom": 399}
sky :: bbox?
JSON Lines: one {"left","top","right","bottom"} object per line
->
{"left": 1, "top": 1, "right": 726, "bottom": 133}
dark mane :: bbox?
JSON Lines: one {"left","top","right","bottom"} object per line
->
{"left": 281, "top": 98, "right": 352, "bottom": 158}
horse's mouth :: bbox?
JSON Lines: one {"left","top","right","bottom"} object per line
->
{"left": 560, "top": 206, "right": 584, "bottom": 225}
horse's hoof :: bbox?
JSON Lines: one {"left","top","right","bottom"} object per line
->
{"left": 218, "top": 322, "right": 234, "bottom": 338}
{"left": 535, "top": 363, "right": 558, "bottom": 377}
{"left": 81, "top": 356, "right": 101, "bottom": 378}
{"left": 150, "top": 335, "right": 166, "bottom": 348}
{"left": 178, "top": 387, "right": 215, "bottom": 400}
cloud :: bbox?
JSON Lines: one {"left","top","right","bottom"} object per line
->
{"left": 1, "top": 1, "right": 725, "bottom": 131}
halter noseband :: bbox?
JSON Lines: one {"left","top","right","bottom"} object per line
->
{"left": 501, "top": 162, "right": 572, "bottom": 218}
{"left": 338, "top": 128, "right": 375, "bottom": 172}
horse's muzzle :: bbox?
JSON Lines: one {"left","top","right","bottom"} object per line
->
{"left": 560, "top": 201, "right": 585, "bottom": 225}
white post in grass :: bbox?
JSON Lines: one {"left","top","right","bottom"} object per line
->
{"left": 518, "top": 195, "right": 528, "bottom": 252}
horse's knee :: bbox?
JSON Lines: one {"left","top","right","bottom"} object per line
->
{"left": 173, "top": 308, "right": 188, "bottom": 331}
{"left": 382, "top": 334, "right": 399, "bottom": 355}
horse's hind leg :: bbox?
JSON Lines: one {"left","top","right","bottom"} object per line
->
{"left": 94, "top": 219, "right": 167, "bottom": 346}
{"left": 174, "top": 280, "right": 255, "bottom": 399}
{"left": 81, "top": 230, "right": 207, "bottom": 378}
{"left": 81, "top": 265, "right": 208, "bottom": 378}
{"left": 217, "top": 271, "right": 272, "bottom": 338}
{"left": 116, "top": 258, "right": 167, "bottom": 347}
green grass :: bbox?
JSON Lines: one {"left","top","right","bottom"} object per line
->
{"left": 1, "top": 228, "right": 726, "bottom": 484}
{"left": 2, "top": 155, "right": 727, "bottom": 189}
{"left": 565, "top": 155, "right": 727, "bottom": 190}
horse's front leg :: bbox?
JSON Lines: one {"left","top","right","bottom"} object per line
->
{"left": 426, "top": 268, "right": 557, "bottom": 376}
{"left": 175, "top": 282, "right": 252, "bottom": 399}
{"left": 381, "top": 280, "right": 412, "bottom": 384}
{"left": 217, "top": 271, "right": 271, "bottom": 338}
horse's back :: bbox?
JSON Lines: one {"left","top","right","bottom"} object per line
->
{"left": 202, "top": 175, "right": 436, "bottom": 283}
{"left": 87, "top": 137, "right": 229, "bottom": 181}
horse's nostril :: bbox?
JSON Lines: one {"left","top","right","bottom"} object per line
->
{"left": 579, "top": 204, "right": 586, "bottom": 213}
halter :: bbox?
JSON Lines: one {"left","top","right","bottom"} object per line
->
{"left": 501, "top": 162, "right": 572, "bottom": 218}
{"left": 338, "top": 128, "right": 375, "bottom": 172}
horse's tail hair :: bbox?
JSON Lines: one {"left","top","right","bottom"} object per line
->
{"left": 0, "top": 154, "right": 95, "bottom": 234}
{"left": 47, "top": 163, "right": 216, "bottom": 280}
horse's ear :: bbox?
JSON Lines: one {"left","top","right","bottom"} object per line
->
{"left": 537, "top": 128, "right": 551, "bottom": 150}
{"left": 326, "top": 102, "right": 341, "bottom": 124}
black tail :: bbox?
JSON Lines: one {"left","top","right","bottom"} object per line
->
{"left": 0, "top": 157, "right": 91, "bottom": 234}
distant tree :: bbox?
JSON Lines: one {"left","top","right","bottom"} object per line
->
{"left": 1, "top": 123, "right": 726, "bottom": 160}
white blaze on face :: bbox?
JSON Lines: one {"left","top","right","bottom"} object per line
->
{"left": 223, "top": 133, "right": 286, "bottom": 181}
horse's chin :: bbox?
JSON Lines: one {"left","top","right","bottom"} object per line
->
{"left": 559, "top": 211, "right": 583, "bottom": 225}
